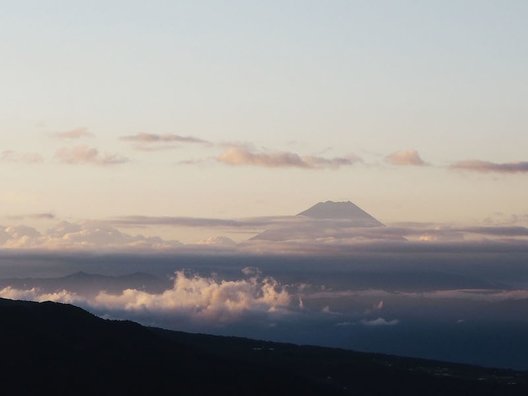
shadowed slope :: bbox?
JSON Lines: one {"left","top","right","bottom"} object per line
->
{"left": 0, "top": 298, "right": 526, "bottom": 396}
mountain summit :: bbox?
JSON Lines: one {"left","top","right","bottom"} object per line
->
{"left": 298, "top": 201, "right": 383, "bottom": 226}
{"left": 251, "top": 201, "right": 383, "bottom": 241}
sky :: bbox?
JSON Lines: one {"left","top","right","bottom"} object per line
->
{"left": 1, "top": 1, "right": 528, "bottom": 244}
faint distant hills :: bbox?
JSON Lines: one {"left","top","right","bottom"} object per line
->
{"left": 0, "top": 272, "right": 170, "bottom": 297}
{"left": 252, "top": 200, "right": 384, "bottom": 241}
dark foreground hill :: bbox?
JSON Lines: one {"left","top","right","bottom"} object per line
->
{"left": 0, "top": 298, "right": 526, "bottom": 396}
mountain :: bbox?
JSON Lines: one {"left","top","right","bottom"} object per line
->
{"left": 251, "top": 201, "right": 384, "bottom": 241}
{"left": 298, "top": 201, "right": 383, "bottom": 226}
{"left": 0, "top": 298, "right": 526, "bottom": 395}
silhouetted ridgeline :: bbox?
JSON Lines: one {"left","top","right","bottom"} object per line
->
{"left": 0, "top": 298, "right": 526, "bottom": 396}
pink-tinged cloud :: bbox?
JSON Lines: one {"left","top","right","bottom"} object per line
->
{"left": 217, "top": 146, "right": 360, "bottom": 169}
{"left": 451, "top": 160, "right": 528, "bottom": 174}
{"left": 55, "top": 145, "right": 128, "bottom": 166}
{"left": 55, "top": 128, "right": 94, "bottom": 139}
{"left": 121, "top": 133, "right": 210, "bottom": 145}
{"left": 0, "top": 150, "right": 43, "bottom": 164}
{"left": 385, "top": 150, "right": 426, "bottom": 166}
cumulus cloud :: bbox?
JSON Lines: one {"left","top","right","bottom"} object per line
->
{"left": 451, "top": 160, "right": 528, "bottom": 174}
{"left": 1, "top": 150, "right": 43, "bottom": 164}
{"left": 385, "top": 150, "right": 426, "bottom": 166}
{"left": 55, "top": 128, "right": 94, "bottom": 139}
{"left": 55, "top": 145, "right": 128, "bottom": 166}
{"left": 95, "top": 271, "right": 291, "bottom": 322}
{"left": 0, "top": 271, "right": 292, "bottom": 323}
{"left": 217, "top": 146, "right": 360, "bottom": 169}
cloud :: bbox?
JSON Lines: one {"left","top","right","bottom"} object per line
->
{"left": 95, "top": 271, "right": 291, "bottom": 322}
{"left": 0, "top": 221, "right": 182, "bottom": 251}
{"left": 7, "top": 213, "right": 56, "bottom": 221}
{"left": 110, "top": 215, "right": 295, "bottom": 229}
{"left": 55, "top": 145, "right": 128, "bottom": 166}
{"left": 196, "top": 236, "right": 237, "bottom": 247}
{"left": 120, "top": 133, "right": 210, "bottom": 149}
{"left": 0, "top": 271, "right": 293, "bottom": 323}
{"left": 360, "top": 317, "right": 399, "bottom": 326}
{"left": 385, "top": 150, "right": 426, "bottom": 166}
{"left": 217, "top": 146, "right": 361, "bottom": 169}
{"left": 1, "top": 150, "right": 43, "bottom": 164}
{"left": 0, "top": 287, "right": 83, "bottom": 305}
{"left": 55, "top": 128, "right": 94, "bottom": 139}
{"left": 451, "top": 160, "right": 528, "bottom": 174}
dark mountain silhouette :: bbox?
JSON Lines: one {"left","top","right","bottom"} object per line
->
{"left": 0, "top": 298, "right": 526, "bottom": 395}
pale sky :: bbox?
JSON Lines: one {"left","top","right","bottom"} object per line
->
{"left": 1, "top": 0, "right": 528, "bottom": 239}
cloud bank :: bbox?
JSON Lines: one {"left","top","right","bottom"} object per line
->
{"left": 0, "top": 222, "right": 182, "bottom": 251}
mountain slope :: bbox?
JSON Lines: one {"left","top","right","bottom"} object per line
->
{"left": 0, "top": 298, "right": 526, "bottom": 395}
{"left": 298, "top": 201, "right": 383, "bottom": 226}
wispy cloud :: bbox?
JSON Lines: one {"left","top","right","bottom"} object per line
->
{"left": 385, "top": 150, "right": 426, "bottom": 166}
{"left": 55, "top": 145, "right": 128, "bottom": 166}
{"left": 1, "top": 150, "right": 43, "bottom": 164}
{"left": 217, "top": 146, "right": 360, "bottom": 169}
{"left": 55, "top": 128, "right": 94, "bottom": 139}
{"left": 451, "top": 160, "right": 528, "bottom": 174}
{"left": 120, "top": 133, "right": 211, "bottom": 150}
{"left": 110, "top": 215, "right": 294, "bottom": 229}
{"left": 7, "top": 213, "right": 56, "bottom": 221}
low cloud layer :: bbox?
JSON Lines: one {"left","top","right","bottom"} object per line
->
{"left": 0, "top": 222, "right": 181, "bottom": 251}
{"left": 217, "top": 146, "right": 360, "bottom": 169}
{"left": 55, "top": 128, "right": 94, "bottom": 139}
{"left": 451, "top": 160, "right": 528, "bottom": 174}
{"left": 55, "top": 145, "right": 128, "bottom": 166}
{"left": 385, "top": 150, "right": 426, "bottom": 166}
